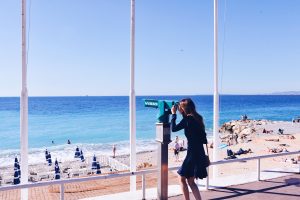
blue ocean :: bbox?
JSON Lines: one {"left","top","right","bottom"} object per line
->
{"left": 1, "top": 95, "right": 300, "bottom": 166}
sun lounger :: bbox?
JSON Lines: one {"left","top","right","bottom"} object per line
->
{"left": 68, "top": 168, "right": 86, "bottom": 177}
{"left": 36, "top": 171, "right": 54, "bottom": 181}
{"left": 2, "top": 175, "right": 14, "bottom": 185}
{"left": 79, "top": 162, "right": 87, "bottom": 169}
{"left": 265, "top": 138, "right": 279, "bottom": 142}
{"left": 70, "top": 169, "right": 80, "bottom": 177}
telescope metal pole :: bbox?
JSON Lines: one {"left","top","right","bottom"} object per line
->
{"left": 156, "top": 123, "right": 171, "bottom": 200}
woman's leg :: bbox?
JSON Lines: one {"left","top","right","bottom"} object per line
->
{"left": 187, "top": 177, "right": 202, "bottom": 200}
{"left": 179, "top": 175, "right": 190, "bottom": 200}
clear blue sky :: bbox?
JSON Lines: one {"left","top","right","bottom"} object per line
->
{"left": 0, "top": 0, "right": 299, "bottom": 96}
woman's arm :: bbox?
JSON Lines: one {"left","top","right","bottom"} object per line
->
{"left": 200, "top": 128, "right": 208, "bottom": 144}
{"left": 171, "top": 114, "right": 186, "bottom": 132}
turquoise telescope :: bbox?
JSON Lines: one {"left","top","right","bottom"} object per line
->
{"left": 144, "top": 99, "right": 179, "bottom": 123}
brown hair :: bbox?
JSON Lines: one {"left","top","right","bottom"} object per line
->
{"left": 179, "top": 98, "right": 205, "bottom": 129}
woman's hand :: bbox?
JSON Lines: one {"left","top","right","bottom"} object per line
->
{"left": 171, "top": 105, "right": 177, "bottom": 114}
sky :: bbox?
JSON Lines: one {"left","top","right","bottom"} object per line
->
{"left": 0, "top": 0, "right": 299, "bottom": 97}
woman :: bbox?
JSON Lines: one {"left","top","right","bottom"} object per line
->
{"left": 171, "top": 98, "right": 208, "bottom": 200}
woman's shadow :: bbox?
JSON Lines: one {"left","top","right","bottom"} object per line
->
{"left": 285, "top": 177, "right": 300, "bottom": 187}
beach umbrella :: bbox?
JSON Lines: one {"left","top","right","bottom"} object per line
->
{"left": 14, "top": 157, "right": 21, "bottom": 177}
{"left": 45, "top": 149, "right": 49, "bottom": 162}
{"left": 14, "top": 157, "right": 18, "bottom": 164}
{"left": 96, "top": 162, "right": 101, "bottom": 174}
{"left": 80, "top": 150, "right": 85, "bottom": 162}
{"left": 74, "top": 146, "right": 80, "bottom": 158}
{"left": 13, "top": 169, "right": 20, "bottom": 185}
{"left": 13, "top": 157, "right": 20, "bottom": 185}
{"left": 55, "top": 159, "right": 58, "bottom": 166}
{"left": 91, "top": 155, "right": 97, "bottom": 170}
{"left": 54, "top": 163, "right": 61, "bottom": 180}
{"left": 47, "top": 152, "right": 52, "bottom": 166}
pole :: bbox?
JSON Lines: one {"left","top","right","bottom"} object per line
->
{"left": 213, "top": 0, "right": 220, "bottom": 179}
{"left": 21, "top": 0, "right": 29, "bottom": 199}
{"left": 129, "top": 0, "right": 137, "bottom": 192}
{"left": 156, "top": 123, "right": 171, "bottom": 200}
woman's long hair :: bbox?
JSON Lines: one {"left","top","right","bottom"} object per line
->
{"left": 180, "top": 98, "right": 205, "bottom": 130}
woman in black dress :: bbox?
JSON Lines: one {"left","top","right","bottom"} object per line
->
{"left": 171, "top": 98, "right": 208, "bottom": 200}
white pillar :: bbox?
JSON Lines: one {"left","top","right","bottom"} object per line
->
{"left": 213, "top": 0, "right": 220, "bottom": 179}
{"left": 21, "top": 0, "right": 29, "bottom": 199}
{"left": 129, "top": 0, "right": 137, "bottom": 192}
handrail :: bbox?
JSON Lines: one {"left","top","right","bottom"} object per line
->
{"left": 0, "top": 168, "right": 157, "bottom": 192}
{"left": 0, "top": 150, "right": 299, "bottom": 194}
{"left": 169, "top": 150, "right": 300, "bottom": 170}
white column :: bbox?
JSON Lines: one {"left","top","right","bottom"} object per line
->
{"left": 21, "top": 0, "right": 29, "bottom": 199}
{"left": 213, "top": 0, "right": 220, "bottom": 179}
{"left": 129, "top": 0, "right": 137, "bottom": 192}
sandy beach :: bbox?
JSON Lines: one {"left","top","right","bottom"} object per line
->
{"left": 1, "top": 120, "right": 300, "bottom": 199}
{"left": 134, "top": 120, "right": 300, "bottom": 178}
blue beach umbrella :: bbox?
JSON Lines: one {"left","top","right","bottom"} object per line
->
{"left": 14, "top": 157, "right": 21, "bottom": 177}
{"left": 96, "top": 162, "right": 101, "bottom": 174}
{"left": 45, "top": 149, "right": 49, "bottom": 162}
{"left": 55, "top": 159, "right": 58, "bottom": 166}
{"left": 54, "top": 163, "right": 61, "bottom": 180}
{"left": 13, "top": 157, "right": 20, "bottom": 185}
{"left": 80, "top": 150, "right": 85, "bottom": 162}
{"left": 74, "top": 146, "right": 80, "bottom": 158}
{"left": 13, "top": 169, "right": 20, "bottom": 185}
{"left": 91, "top": 155, "right": 97, "bottom": 170}
{"left": 47, "top": 152, "right": 52, "bottom": 166}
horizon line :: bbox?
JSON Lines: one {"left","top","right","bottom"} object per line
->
{"left": 1, "top": 93, "right": 300, "bottom": 98}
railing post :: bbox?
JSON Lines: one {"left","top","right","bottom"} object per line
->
{"left": 206, "top": 166, "right": 209, "bottom": 190}
{"left": 60, "top": 183, "right": 64, "bottom": 200}
{"left": 142, "top": 174, "right": 146, "bottom": 200}
{"left": 257, "top": 158, "right": 261, "bottom": 181}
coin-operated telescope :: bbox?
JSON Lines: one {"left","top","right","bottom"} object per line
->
{"left": 144, "top": 99, "right": 178, "bottom": 200}
{"left": 144, "top": 99, "right": 179, "bottom": 124}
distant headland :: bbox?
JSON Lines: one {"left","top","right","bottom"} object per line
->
{"left": 269, "top": 91, "right": 300, "bottom": 95}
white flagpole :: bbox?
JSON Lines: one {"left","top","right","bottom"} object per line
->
{"left": 129, "top": 0, "right": 137, "bottom": 192}
{"left": 213, "top": 0, "right": 220, "bottom": 178}
{"left": 21, "top": 0, "right": 29, "bottom": 199}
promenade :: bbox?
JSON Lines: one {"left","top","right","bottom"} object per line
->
{"left": 170, "top": 173, "right": 300, "bottom": 200}
{"left": 81, "top": 166, "right": 299, "bottom": 200}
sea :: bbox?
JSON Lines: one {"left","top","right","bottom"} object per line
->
{"left": 1, "top": 95, "right": 300, "bottom": 167}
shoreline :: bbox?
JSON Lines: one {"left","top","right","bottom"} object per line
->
{"left": 0, "top": 118, "right": 297, "bottom": 163}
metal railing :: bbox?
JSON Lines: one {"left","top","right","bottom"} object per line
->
{"left": 0, "top": 150, "right": 299, "bottom": 200}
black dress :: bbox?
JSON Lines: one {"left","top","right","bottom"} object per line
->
{"left": 171, "top": 114, "right": 208, "bottom": 179}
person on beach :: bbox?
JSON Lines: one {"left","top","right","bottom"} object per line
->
{"left": 174, "top": 141, "right": 180, "bottom": 162}
{"left": 112, "top": 145, "right": 116, "bottom": 158}
{"left": 241, "top": 114, "right": 248, "bottom": 121}
{"left": 171, "top": 98, "right": 208, "bottom": 200}
{"left": 175, "top": 135, "right": 179, "bottom": 143}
